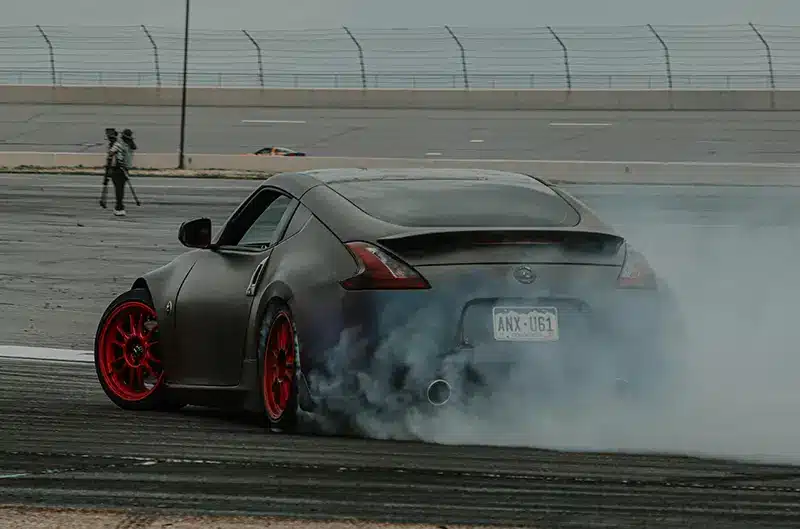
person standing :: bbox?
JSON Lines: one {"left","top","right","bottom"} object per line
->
{"left": 99, "top": 128, "right": 118, "bottom": 210}
{"left": 107, "top": 129, "right": 138, "bottom": 217}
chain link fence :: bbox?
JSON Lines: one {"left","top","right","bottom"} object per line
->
{"left": 0, "top": 24, "right": 797, "bottom": 89}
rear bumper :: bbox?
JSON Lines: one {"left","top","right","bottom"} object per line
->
{"left": 300, "top": 283, "right": 684, "bottom": 421}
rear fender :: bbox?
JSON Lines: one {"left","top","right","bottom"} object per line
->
{"left": 251, "top": 213, "right": 359, "bottom": 368}
{"left": 244, "top": 279, "right": 321, "bottom": 413}
{"left": 246, "top": 279, "right": 294, "bottom": 364}
{"left": 240, "top": 213, "right": 359, "bottom": 411}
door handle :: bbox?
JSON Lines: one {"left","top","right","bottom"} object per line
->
{"left": 246, "top": 257, "right": 269, "bottom": 297}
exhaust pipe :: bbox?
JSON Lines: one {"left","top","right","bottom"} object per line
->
{"left": 426, "top": 379, "right": 451, "bottom": 406}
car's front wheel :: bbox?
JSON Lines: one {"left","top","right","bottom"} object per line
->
{"left": 94, "top": 288, "right": 182, "bottom": 411}
{"left": 258, "top": 301, "right": 299, "bottom": 432}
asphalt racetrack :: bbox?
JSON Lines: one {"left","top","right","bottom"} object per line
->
{"left": 3, "top": 173, "right": 800, "bottom": 527}
{"left": 4, "top": 104, "right": 800, "bottom": 162}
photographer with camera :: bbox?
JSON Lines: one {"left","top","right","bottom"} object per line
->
{"left": 105, "top": 128, "right": 138, "bottom": 217}
{"left": 99, "top": 128, "right": 118, "bottom": 210}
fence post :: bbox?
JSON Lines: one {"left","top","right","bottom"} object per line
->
{"left": 646, "top": 24, "right": 672, "bottom": 89}
{"left": 242, "top": 30, "right": 264, "bottom": 88}
{"left": 342, "top": 27, "right": 367, "bottom": 90}
{"left": 546, "top": 26, "right": 571, "bottom": 90}
{"left": 35, "top": 25, "right": 56, "bottom": 86}
{"left": 140, "top": 25, "right": 162, "bottom": 88}
{"left": 749, "top": 22, "right": 776, "bottom": 90}
{"left": 445, "top": 25, "right": 469, "bottom": 89}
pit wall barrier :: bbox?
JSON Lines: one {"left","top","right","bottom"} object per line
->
{"left": 2, "top": 152, "right": 799, "bottom": 185}
{"left": 0, "top": 85, "right": 796, "bottom": 110}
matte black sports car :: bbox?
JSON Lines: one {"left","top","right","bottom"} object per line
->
{"left": 93, "top": 168, "right": 685, "bottom": 435}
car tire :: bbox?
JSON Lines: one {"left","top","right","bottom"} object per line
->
{"left": 94, "top": 288, "right": 183, "bottom": 412}
{"left": 258, "top": 301, "right": 299, "bottom": 433}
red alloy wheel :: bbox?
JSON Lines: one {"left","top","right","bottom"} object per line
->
{"left": 263, "top": 311, "right": 296, "bottom": 421}
{"left": 97, "top": 301, "right": 164, "bottom": 402}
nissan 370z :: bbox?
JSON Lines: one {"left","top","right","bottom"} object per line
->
{"left": 93, "top": 168, "right": 686, "bottom": 436}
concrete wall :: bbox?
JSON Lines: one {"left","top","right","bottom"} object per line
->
{"left": 2, "top": 151, "right": 799, "bottom": 185}
{"left": 0, "top": 85, "right": 794, "bottom": 110}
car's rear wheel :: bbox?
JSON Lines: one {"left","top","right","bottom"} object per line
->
{"left": 258, "top": 301, "right": 299, "bottom": 432}
{"left": 94, "top": 288, "right": 182, "bottom": 411}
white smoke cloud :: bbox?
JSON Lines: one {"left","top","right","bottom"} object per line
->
{"left": 304, "top": 185, "right": 800, "bottom": 466}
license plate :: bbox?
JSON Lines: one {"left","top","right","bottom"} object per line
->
{"left": 492, "top": 306, "right": 559, "bottom": 342}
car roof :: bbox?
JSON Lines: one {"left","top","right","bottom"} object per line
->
{"left": 264, "top": 167, "right": 559, "bottom": 202}
{"left": 302, "top": 167, "right": 550, "bottom": 187}
{"left": 261, "top": 167, "right": 609, "bottom": 242}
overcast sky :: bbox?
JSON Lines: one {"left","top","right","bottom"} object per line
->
{"left": 5, "top": 0, "right": 797, "bottom": 29}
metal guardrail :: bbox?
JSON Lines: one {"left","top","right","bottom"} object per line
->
{"left": 0, "top": 24, "right": 798, "bottom": 90}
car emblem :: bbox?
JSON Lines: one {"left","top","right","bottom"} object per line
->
{"left": 513, "top": 266, "right": 536, "bottom": 284}
{"left": 165, "top": 300, "right": 173, "bottom": 314}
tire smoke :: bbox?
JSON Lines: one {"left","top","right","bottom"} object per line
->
{"left": 308, "top": 185, "right": 800, "bottom": 465}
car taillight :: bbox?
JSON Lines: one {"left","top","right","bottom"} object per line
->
{"left": 340, "top": 241, "right": 430, "bottom": 290}
{"left": 617, "top": 244, "right": 657, "bottom": 289}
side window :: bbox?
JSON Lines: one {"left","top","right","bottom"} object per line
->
{"left": 237, "top": 194, "right": 293, "bottom": 247}
{"left": 281, "top": 204, "right": 312, "bottom": 241}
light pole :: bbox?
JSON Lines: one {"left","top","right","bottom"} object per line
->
{"left": 178, "top": 0, "right": 190, "bottom": 169}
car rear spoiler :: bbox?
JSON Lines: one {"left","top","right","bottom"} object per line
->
{"left": 376, "top": 228, "right": 625, "bottom": 259}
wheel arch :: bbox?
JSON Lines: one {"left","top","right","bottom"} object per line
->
{"left": 93, "top": 288, "right": 181, "bottom": 411}
{"left": 131, "top": 277, "right": 152, "bottom": 299}
{"left": 256, "top": 295, "right": 301, "bottom": 430}
{"left": 249, "top": 280, "right": 295, "bottom": 363}
{"left": 135, "top": 254, "right": 200, "bottom": 317}
{"left": 122, "top": 252, "right": 201, "bottom": 368}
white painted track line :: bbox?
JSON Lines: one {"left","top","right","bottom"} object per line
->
{"left": 241, "top": 119, "right": 307, "bottom": 124}
{"left": 549, "top": 122, "right": 613, "bottom": 127}
{"left": 0, "top": 345, "right": 93, "bottom": 363}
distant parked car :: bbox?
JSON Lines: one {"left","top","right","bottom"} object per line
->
{"left": 252, "top": 147, "right": 306, "bottom": 157}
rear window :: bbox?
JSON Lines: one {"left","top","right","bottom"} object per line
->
{"left": 329, "top": 179, "right": 580, "bottom": 228}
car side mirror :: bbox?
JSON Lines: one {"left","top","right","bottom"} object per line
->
{"left": 178, "top": 218, "right": 212, "bottom": 248}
